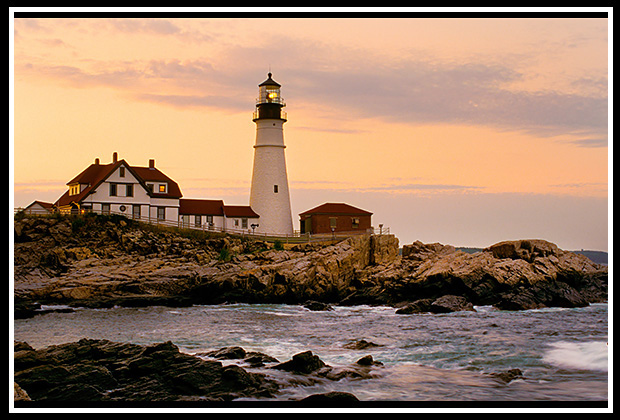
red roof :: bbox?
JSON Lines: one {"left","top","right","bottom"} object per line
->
{"left": 55, "top": 159, "right": 182, "bottom": 208}
{"left": 299, "top": 202, "right": 373, "bottom": 216}
{"left": 25, "top": 201, "right": 54, "bottom": 210}
{"left": 223, "top": 205, "right": 259, "bottom": 218}
{"left": 179, "top": 199, "right": 224, "bottom": 216}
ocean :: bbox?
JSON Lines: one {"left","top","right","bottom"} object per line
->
{"left": 13, "top": 302, "right": 609, "bottom": 406}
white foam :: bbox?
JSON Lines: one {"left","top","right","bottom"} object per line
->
{"left": 543, "top": 341, "right": 608, "bottom": 371}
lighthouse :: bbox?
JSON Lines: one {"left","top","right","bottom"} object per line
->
{"left": 249, "top": 72, "right": 294, "bottom": 235}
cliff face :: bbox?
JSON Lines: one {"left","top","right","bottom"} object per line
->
{"left": 13, "top": 215, "right": 606, "bottom": 313}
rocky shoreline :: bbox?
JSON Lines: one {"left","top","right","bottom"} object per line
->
{"left": 13, "top": 338, "right": 368, "bottom": 403}
{"left": 13, "top": 214, "right": 608, "bottom": 404}
{"left": 13, "top": 214, "right": 607, "bottom": 318}
{"left": 14, "top": 337, "right": 528, "bottom": 404}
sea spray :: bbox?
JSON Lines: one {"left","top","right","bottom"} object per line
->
{"left": 543, "top": 341, "right": 608, "bottom": 372}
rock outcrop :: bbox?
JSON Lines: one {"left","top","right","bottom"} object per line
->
{"left": 13, "top": 215, "right": 606, "bottom": 314}
{"left": 14, "top": 340, "right": 382, "bottom": 403}
{"left": 13, "top": 339, "right": 278, "bottom": 402}
{"left": 369, "top": 238, "right": 607, "bottom": 311}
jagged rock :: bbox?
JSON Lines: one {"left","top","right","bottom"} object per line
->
{"left": 13, "top": 339, "right": 278, "bottom": 402}
{"left": 202, "top": 346, "right": 247, "bottom": 360}
{"left": 402, "top": 240, "right": 456, "bottom": 261}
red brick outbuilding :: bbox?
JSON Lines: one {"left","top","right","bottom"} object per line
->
{"left": 299, "top": 203, "right": 372, "bottom": 234}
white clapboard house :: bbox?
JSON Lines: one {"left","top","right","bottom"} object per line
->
{"left": 52, "top": 152, "right": 259, "bottom": 233}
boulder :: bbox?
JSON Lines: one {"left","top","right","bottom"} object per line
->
{"left": 272, "top": 351, "right": 327, "bottom": 375}
{"left": 396, "top": 295, "right": 475, "bottom": 314}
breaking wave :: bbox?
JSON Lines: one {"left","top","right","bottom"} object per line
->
{"left": 543, "top": 341, "right": 608, "bottom": 371}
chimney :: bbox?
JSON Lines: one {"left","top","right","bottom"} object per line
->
{"left": 112, "top": 152, "right": 118, "bottom": 163}
{"left": 149, "top": 159, "right": 155, "bottom": 169}
{"left": 94, "top": 158, "right": 100, "bottom": 165}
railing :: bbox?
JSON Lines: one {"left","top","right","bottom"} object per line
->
{"left": 252, "top": 109, "right": 287, "bottom": 121}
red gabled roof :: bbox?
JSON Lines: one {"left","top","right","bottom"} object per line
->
{"left": 299, "top": 202, "right": 373, "bottom": 216}
{"left": 179, "top": 199, "right": 224, "bottom": 216}
{"left": 26, "top": 200, "right": 54, "bottom": 209}
{"left": 223, "top": 205, "right": 259, "bottom": 218}
{"left": 54, "top": 158, "right": 182, "bottom": 208}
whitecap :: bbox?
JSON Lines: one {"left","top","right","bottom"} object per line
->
{"left": 543, "top": 341, "right": 608, "bottom": 371}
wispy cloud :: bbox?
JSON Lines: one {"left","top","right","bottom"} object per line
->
{"left": 15, "top": 18, "right": 608, "bottom": 144}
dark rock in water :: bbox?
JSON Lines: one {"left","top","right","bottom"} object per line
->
{"left": 343, "top": 339, "right": 383, "bottom": 350}
{"left": 355, "top": 355, "right": 383, "bottom": 366}
{"left": 304, "top": 301, "right": 334, "bottom": 311}
{"left": 395, "top": 299, "right": 434, "bottom": 314}
{"left": 13, "top": 339, "right": 278, "bottom": 402}
{"left": 272, "top": 351, "right": 327, "bottom": 374}
{"left": 396, "top": 295, "right": 475, "bottom": 314}
{"left": 430, "top": 295, "right": 476, "bottom": 313}
{"left": 489, "top": 368, "right": 524, "bottom": 383}
{"left": 301, "top": 391, "right": 359, "bottom": 402}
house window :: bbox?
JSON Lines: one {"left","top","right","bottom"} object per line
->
{"left": 242, "top": 218, "right": 248, "bottom": 229}
{"left": 132, "top": 205, "right": 141, "bottom": 219}
{"left": 119, "top": 167, "right": 125, "bottom": 177}
{"left": 146, "top": 184, "right": 154, "bottom": 193}
{"left": 126, "top": 184, "right": 133, "bottom": 197}
{"left": 109, "top": 183, "right": 117, "bottom": 196}
{"left": 329, "top": 217, "right": 337, "bottom": 229}
{"left": 206, "top": 215, "right": 213, "bottom": 224}
{"left": 352, "top": 217, "right": 360, "bottom": 228}
{"left": 102, "top": 204, "right": 110, "bottom": 214}
{"left": 194, "top": 215, "right": 201, "bottom": 227}
{"left": 159, "top": 184, "right": 166, "bottom": 193}
{"left": 274, "top": 185, "right": 279, "bottom": 193}
{"left": 157, "top": 207, "right": 166, "bottom": 220}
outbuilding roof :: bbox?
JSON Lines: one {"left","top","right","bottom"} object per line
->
{"left": 223, "top": 205, "right": 259, "bottom": 218}
{"left": 179, "top": 199, "right": 225, "bottom": 216}
{"left": 299, "top": 203, "right": 373, "bottom": 216}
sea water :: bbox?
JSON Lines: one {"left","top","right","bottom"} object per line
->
{"left": 13, "top": 303, "right": 609, "bottom": 403}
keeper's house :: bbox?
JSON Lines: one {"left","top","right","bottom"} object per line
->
{"left": 299, "top": 202, "right": 372, "bottom": 235}
{"left": 53, "top": 153, "right": 258, "bottom": 232}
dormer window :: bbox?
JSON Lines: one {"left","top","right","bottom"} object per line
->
{"left": 119, "top": 167, "right": 125, "bottom": 177}
{"left": 69, "top": 184, "right": 80, "bottom": 196}
{"left": 158, "top": 184, "right": 167, "bottom": 193}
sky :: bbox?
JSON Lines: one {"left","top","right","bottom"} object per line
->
{"left": 10, "top": 10, "right": 612, "bottom": 252}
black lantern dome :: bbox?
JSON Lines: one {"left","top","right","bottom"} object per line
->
{"left": 253, "top": 72, "right": 287, "bottom": 122}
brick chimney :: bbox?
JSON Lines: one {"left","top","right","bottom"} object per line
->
{"left": 94, "top": 158, "right": 100, "bottom": 165}
{"left": 112, "top": 152, "right": 118, "bottom": 163}
{"left": 149, "top": 159, "right": 155, "bottom": 169}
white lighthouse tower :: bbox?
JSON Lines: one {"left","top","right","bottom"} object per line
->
{"left": 249, "top": 72, "right": 294, "bottom": 235}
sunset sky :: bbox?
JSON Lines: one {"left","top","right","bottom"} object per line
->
{"left": 10, "top": 11, "right": 611, "bottom": 251}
